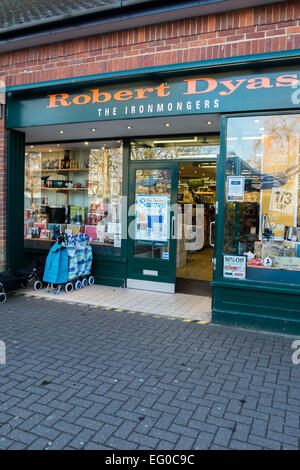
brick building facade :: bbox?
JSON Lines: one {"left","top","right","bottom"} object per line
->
{"left": 1, "top": 0, "right": 300, "bottom": 332}
{"left": 1, "top": 1, "right": 300, "bottom": 270}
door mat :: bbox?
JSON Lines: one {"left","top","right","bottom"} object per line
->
{"left": 175, "top": 278, "right": 212, "bottom": 297}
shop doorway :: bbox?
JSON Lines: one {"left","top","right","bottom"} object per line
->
{"left": 127, "top": 135, "right": 219, "bottom": 294}
{"left": 175, "top": 161, "right": 216, "bottom": 296}
{"left": 127, "top": 161, "right": 178, "bottom": 293}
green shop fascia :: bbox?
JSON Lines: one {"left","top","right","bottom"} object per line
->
{"left": 5, "top": 52, "right": 300, "bottom": 334}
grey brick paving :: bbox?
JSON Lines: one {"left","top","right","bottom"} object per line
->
{"left": 0, "top": 294, "right": 300, "bottom": 450}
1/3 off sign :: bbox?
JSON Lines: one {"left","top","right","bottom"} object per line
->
{"left": 269, "top": 187, "right": 295, "bottom": 214}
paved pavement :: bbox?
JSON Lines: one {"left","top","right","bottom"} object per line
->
{"left": 0, "top": 293, "right": 300, "bottom": 450}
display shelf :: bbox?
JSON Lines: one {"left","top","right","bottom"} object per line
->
{"left": 26, "top": 168, "right": 89, "bottom": 172}
{"left": 194, "top": 191, "right": 215, "bottom": 195}
{"left": 24, "top": 237, "right": 114, "bottom": 247}
{"left": 41, "top": 187, "right": 88, "bottom": 191}
{"left": 24, "top": 237, "right": 55, "bottom": 242}
{"left": 247, "top": 263, "right": 300, "bottom": 272}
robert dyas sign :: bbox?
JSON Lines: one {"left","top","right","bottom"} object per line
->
{"left": 6, "top": 71, "right": 300, "bottom": 127}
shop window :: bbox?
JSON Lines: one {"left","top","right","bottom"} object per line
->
{"left": 130, "top": 136, "right": 219, "bottom": 160}
{"left": 24, "top": 140, "right": 123, "bottom": 255}
{"left": 223, "top": 114, "right": 300, "bottom": 283}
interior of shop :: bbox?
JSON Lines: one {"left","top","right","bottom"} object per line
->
{"left": 129, "top": 135, "right": 218, "bottom": 295}
{"left": 176, "top": 161, "right": 216, "bottom": 295}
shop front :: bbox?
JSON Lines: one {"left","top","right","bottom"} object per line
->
{"left": 5, "top": 63, "right": 300, "bottom": 333}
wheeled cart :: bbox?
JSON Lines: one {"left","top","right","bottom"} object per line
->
{"left": 44, "top": 234, "right": 94, "bottom": 294}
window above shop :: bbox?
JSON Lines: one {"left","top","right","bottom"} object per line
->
{"left": 130, "top": 135, "right": 220, "bottom": 161}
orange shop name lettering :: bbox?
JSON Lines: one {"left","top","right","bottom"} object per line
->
{"left": 46, "top": 74, "right": 298, "bottom": 108}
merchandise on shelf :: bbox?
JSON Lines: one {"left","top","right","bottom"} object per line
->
{"left": 24, "top": 142, "right": 123, "bottom": 248}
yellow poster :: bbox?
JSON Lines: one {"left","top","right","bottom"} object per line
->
{"left": 260, "top": 133, "right": 299, "bottom": 240}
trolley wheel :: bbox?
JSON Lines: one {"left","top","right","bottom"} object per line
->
{"left": 75, "top": 280, "right": 82, "bottom": 290}
{"left": 82, "top": 277, "right": 88, "bottom": 288}
{"left": 21, "top": 280, "right": 28, "bottom": 288}
{"left": 0, "top": 293, "right": 7, "bottom": 303}
{"left": 33, "top": 280, "right": 42, "bottom": 291}
{"left": 65, "top": 282, "right": 74, "bottom": 293}
{"left": 88, "top": 276, "right": 95, "bottom": 286}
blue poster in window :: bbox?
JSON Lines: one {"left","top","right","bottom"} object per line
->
{"left": 135, "top": 194, "right": 170, "bottom": 247}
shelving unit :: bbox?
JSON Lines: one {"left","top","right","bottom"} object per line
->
{"left": 41, "top": 187, "right": 88, "bottom": 191}
{"left": 26, "top": 168, "right": 89, "bottom": 173}
{"left": 24, "top": 237, "right": 113, "bottom": 247}
{"left": 25, "top": 146, "right": 123, "bottom": 250}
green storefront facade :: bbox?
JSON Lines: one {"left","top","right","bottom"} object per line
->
{"left": 6, "top": 51, "right": 300, "bottom": 335}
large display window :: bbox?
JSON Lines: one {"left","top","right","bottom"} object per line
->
{"left": 224, "top": 114, "right": 300, "bottom": 283}
{"left": 24, "top": 140, "right": 123, "bottom": 255}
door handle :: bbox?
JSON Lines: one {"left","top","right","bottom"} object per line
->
{"left": 209, "top": 221, "right": 215, "bottom": 247}
{"left": 171, "top": 215, "right": 176, "bottom": 239}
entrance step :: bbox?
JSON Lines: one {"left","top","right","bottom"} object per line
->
{"left": 176, "top": 278, "right": 212, "bottom": 297}
{"left": 24, "top": 285, "right": 211, "bottom": 322}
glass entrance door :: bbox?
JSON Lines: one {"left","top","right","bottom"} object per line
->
{"left": 127, "top": 162, "right": 178, "bottom": 293}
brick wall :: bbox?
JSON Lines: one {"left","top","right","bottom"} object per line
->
{"left": 0, "top": 1, "right": 299, "bottom": 87}
{"left": 0, "top": 0, "right": 299, "bottom": 269}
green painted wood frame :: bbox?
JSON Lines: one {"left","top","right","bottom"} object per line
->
{"left": 7, "top": 129, "right": 25, "bottom": 271}
{"left": 127, "top": 160, "right": 178, "bottom": 285}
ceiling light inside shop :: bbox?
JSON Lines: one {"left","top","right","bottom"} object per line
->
{"left": 91, "top": 128, "right": 96, "bottom": 132}
{"left": 188, "top": 156, "right": 217, "bottom": 161}
{"left": 242, "top": 136, "right": 262, "bottom": 140}
{"left": 127, "top": 126, "right": 133, "bottom": 129}
{"left": 153, "top": 138, "right": 197, "bottom": 144}
{"left": 84, "top": 141, "right": 89, "bottom": 145}
{"left": 59, "top": 130, "right": 64, "bottom": 134}
{"left": 164, "top": 123, "right": 171, "bottom": 127}
{"left": 207, "top": 121, "right": 213, "bottom": 125}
